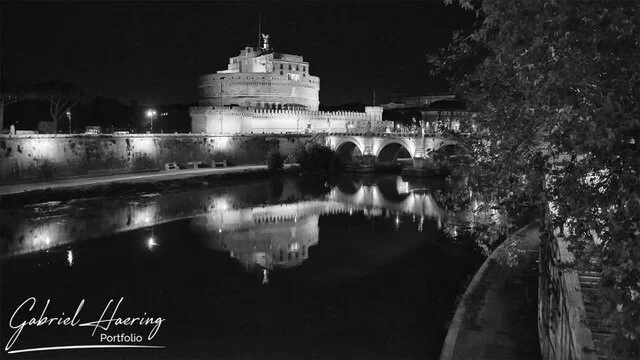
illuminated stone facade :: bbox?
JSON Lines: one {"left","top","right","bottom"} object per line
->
{"left": 199, "top": 46, "right": 320, "bottom": 111}
{"left": 190, "top": 106, "right": 388, "bottom": 134}
{"left": 191, "top": 37, "right": 391, "bottom": 134}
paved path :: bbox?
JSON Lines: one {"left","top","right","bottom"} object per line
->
{"left": 440, "top": 223, "right": 542, "bottom": 360}
{"left": 0, "top": 165, "right": 291, "bottom": 196}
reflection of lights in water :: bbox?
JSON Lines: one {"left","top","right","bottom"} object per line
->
{"left": 217, "top": 200, "right": 229, "bottom": 211}
{"left": 67, "top": 250, "right": 74, "bottom": 266}
{"left": 437, "top": 217, "right": 442, "bottom": 229}
{"left": 394, "top": 215, "right": 400, "bottom": 230}
{"left": 349, "top": 209, "right": 353, "bottom": 215}
{"left": 147, "top": 237, "right": 158, "bottom": 249}
{"left": 418, "top": 215, "right": 425, "bottom": 232}
{"left": 262, "top": 269, "right": 269, "bottom": 285}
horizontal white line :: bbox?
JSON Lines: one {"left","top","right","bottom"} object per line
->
{"left": 7, "top": 345, "right": 165, "bottom": 354}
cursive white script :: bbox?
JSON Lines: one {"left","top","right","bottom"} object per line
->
{"left": 6, "top": 297, "right": 165, "bottom": 351}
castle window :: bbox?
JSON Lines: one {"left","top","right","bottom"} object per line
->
{"left": 280, "top": 71, "right": 283, "bottom": 75}
{"left": 288, "top": 64, "right": 291, "bottom": 70}
{"left": 280, "top": 64, "right": 283, "bottom": 69}
{"left": 296, "top": 65, "right": 299, "bottom": 71}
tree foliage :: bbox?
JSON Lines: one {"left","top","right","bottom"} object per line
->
{"left": 289, "top": 142, "right": 341, "bottom": 173}
{"left": 430, "top": 0, "right": 640, "bottom": 356}
{"left": 34, "top": 80, "right": 86, "bottom": 132}
{"left": 266, "top": 149, "right": 284, "bottom": 171}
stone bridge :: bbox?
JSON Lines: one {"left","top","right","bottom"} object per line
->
{"left": 322, "top": 132, "right": 459, "bottom": 165}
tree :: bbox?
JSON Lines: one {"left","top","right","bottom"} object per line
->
{"left": 34, "top": 81, "right": 86, "bottom": 133}
{"left": 429, "top": 0, "right": 640, "bottom": 356}
{"left": 266, "top": 149, "right": 284, "bottom": 171}
{"left": 0, "top": 80, "right": 36, "bottom": 130}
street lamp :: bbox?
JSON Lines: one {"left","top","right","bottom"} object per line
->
{"left": 65, "top": 110, "right": 72, "bottom": 134}
{"left": 146, "top": 109, "right": 157, "bottom": 133}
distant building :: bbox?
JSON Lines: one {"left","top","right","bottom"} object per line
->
{"left": 84, "top": 126, "right": 101, "bottom": 134}
{"left": 190, "top": 36, "right": 391, "bottom": 134}
{"left": 381, "top": 94, "right": 457, "bottom": 110}
{"left": 381, "top": 94, "right": 474, "bottom": 133}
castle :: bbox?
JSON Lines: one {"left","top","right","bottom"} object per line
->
{"left": 190, "top": 35, "right": 391, "bottom": 134}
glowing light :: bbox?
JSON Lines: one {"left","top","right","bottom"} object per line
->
{"left": 289, "top": 242, "right": 300, "bottom": 252}
{"left": 262, "top": 269, "right": 269, "bottom": 285}
{"left": 147, "top": 237, "right": 158, "bottom": 249}
{"left": 45, "top": 236, "right": 50, "bottom": 245}
{"left": 218, "top": 229, "right": 222, "bottom": 233}
{"left": 67, "top": 250, "right": 74, "bottom": 266}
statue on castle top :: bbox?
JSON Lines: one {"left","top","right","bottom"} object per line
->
{"left": 261, "top": 34, "right": 270, "bottom": 51}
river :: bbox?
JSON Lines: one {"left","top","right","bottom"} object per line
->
{"left": 0, "top": 174, "right": 485, "bottom": 359}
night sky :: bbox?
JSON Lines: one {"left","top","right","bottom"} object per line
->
{"left": 1, "top": 1, "right": 475, "bottom": 106}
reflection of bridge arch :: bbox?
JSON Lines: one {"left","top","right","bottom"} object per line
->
{"left": 375, "top": 176, "right": 411, "bottom": 202}
{"left": 337, "top": 177, "right": 362, "bottom": 195}
{"left": 336, "top": 140, "right": 364, "bottom": 164}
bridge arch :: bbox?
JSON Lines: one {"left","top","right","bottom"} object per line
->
{"left": 423, "top": 138, "right": 459, "bottom": 153}
{"left": 377, "top": 143, "right": 412, "bottom": 165}
{"left": 333, "top": 137, "right": 365, "bottom": 164}
{"left": 373, "top": 138, "right": 415, "bottom": 161}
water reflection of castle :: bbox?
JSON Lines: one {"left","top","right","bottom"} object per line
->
{"left": 191, "top": 179, "right": 447, "bottom": 270}
{"left": 1, "top": 177, "right": 447, "bottom": 270}
{"left": 195, "top": 211, "right": 319, "bottom": 270}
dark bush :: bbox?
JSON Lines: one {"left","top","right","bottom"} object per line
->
{"left": 266, "top": 150, "right": 284, "bottom": 171}
{"left": 289, "top": 142, "right": 341, "bottom": 173}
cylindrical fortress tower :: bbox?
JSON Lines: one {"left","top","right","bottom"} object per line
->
{"left": 198, "top": 42, "right": 320, "bottom": 111}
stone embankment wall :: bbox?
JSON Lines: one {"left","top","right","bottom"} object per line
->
{"left": 538, "top": 230, "right": 599, "bottom": 360}
{"left": 0, "top": 133, "right": 310, "bottom": 183}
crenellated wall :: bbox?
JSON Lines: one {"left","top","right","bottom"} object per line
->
{"left": 0, "top": 133, "right": 311, "bottom": 183}
{"left": 190, "top": 106, "right": 392, "bottom": 134}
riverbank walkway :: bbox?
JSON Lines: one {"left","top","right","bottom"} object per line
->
{"left": 0, "top": 165, "right": 295, "bottom": 196}
{"left": 440, "top": 223, "right": 542, "bottom": 360}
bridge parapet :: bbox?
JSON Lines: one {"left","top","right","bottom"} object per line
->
{"left": 329, "top": 133, "right": 459, "bottom": 163}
